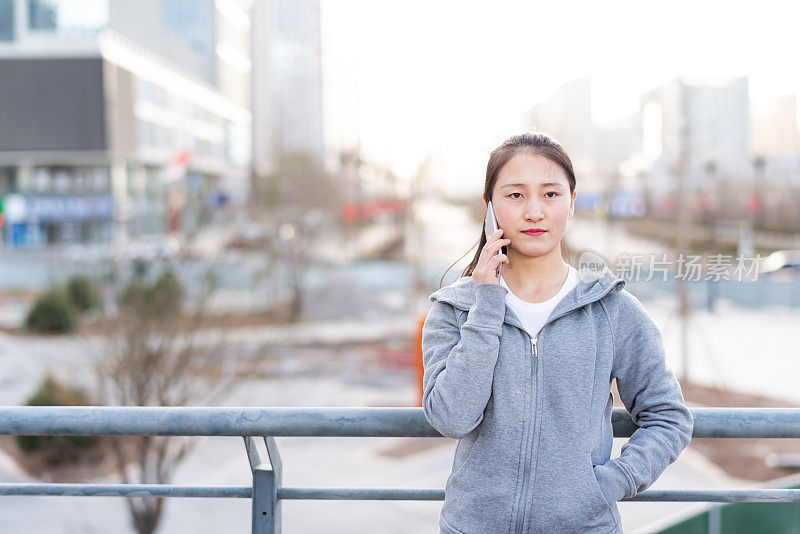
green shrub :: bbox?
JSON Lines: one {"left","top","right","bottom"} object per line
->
{"left": 24, "top": 290, "right": 78, "bottom": 333}
{"left": 118, "top": 270, "right": 183, "bottom": 320}
{"left": 65, "top": 276, "right": 101, "bottom": 312}
{"left": 16, "top": 375, "right": 99, "bottom": 463}
{"left": 149, "top": 270, "right": 184, "bottom": 317}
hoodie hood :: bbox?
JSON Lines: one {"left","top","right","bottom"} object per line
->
{"left": 429, "top": 266, "right": 626, "bottom": 331}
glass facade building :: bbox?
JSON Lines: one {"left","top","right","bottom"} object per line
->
{"left": 0, "top": 0, "right": 252, "bottom": 248}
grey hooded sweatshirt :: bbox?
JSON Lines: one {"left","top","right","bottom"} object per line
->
{"left": 422, "top": 267, "right": 693, "bottom": 534}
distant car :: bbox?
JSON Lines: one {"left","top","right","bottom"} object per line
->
{"left": 225, "top": 223, "right": 273, "bottom": 251}
{"left": 125, "top": 235, "right": 182, "bottom": 262}
{"left": 759, "top": 250, "right": 800, "bottom": 281}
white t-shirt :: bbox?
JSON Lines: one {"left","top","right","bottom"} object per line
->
{"left": 499, "top": 265, "right": 579, "bottom": 345}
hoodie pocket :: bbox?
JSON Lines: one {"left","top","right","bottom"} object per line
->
{"left": 576, "top": 453, "right": 618, "bottom": 530}
{"left": 589, "top": 457, "right": 615, "bottom": 512}
{"left": 530, "top": 450, "right": 617, "bottom": 532}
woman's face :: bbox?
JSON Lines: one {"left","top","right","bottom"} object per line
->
{"left": 489, "top": 152, "right": 576, "bottom": 260}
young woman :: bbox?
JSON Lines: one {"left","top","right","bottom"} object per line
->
{"left": 421, "top": 132, "right": 693, "bottom": 534}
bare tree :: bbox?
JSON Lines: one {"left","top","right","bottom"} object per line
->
{"left": 258, "top": 150, "right": 342, "bottom": 321}
{"left": 94, "top": 268, "right": 240, "bottom": 534}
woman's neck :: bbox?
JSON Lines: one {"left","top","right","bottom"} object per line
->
{"left": 501, "top": 246, "right": 569, "bottom": 303}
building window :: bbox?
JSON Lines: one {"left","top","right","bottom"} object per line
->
{"left": 226, "top": 121, "right": 251, "bottom": 167}
{"left": 28, "top": 0, "right": 109, "bottom": 34}
{"left": 162, "top": 0, "right": 213, "bottom": 54}
{"left": 0, "top": 0, "right": 14, "bottom": 41}
{"left": 32, "top": 167, "right": 52, "bottom": 193}
{"left": 91, "top": 167, "right": 109, "bottom": 193}
{"left": 0, "top": 167, "right": 17, "bottom": 193}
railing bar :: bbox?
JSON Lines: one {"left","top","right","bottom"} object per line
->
{"left": 624, "top": 489, "right": 800, "bottom": 502}
{"left": 0, "top": 484, "right": 251, "bottom": 498}
{"left": 2, "top": 407, "right": 800, "bottom": 438}
{"left": 278, "top": 488, "right": 445, "bottom": 500}
{"left": 3, "top": 485, "right": 800, "bottom": 503}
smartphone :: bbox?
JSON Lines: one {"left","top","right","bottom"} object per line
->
{"left": 484, "top": 200, "right": 508, "bottom": 255}
{"left": 484, "top": 200, "right": 507, "bottom": 278}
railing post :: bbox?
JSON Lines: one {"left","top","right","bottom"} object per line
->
{"left": 245, "top": 436, "right": 283, "bottom": 534}
{"left": 708, "top": 504, "right": 721, "bottom": 534}
{"left": 252, "top": 464, "right": 278, "bottom": 533}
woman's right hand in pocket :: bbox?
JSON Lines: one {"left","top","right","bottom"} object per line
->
{"left": 472, "top": 229, "right": 510, "bottom": 285}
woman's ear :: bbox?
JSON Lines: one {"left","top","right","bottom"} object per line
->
{"left": 482, "top": 194, "right": 487, "bottom": 203}
{"left": 569, "top": 190, "right": 577, "bottom": 220}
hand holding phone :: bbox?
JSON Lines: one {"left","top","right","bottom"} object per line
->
{"left": 484, "top": 200, "right": 508, "bottom": 256}
{"left": 473, "top": 200, "right": 510, "bottom": 285}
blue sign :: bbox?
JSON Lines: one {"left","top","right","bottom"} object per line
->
{"left": 25, "top": 195, "right": 115, "bottom": 222}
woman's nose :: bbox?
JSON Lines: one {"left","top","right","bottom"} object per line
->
{"left": 524, "top": 200, "right": 544, "bottom": 221}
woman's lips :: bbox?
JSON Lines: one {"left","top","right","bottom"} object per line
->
{"left": 522, "top": 230, "right": 547, "bottom": 236}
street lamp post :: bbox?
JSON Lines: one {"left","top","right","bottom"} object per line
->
{"left": 752, "top": 156, "right": 765, "bottom": 232}
{"left": 705, "top": 160, "right": 717, "bottom": 312}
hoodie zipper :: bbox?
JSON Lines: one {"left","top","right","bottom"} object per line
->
{"left": 515, "top": 337, "right": 538, "bottom": 534}
{"left": 511, "top": 288, "right": 619, "bottom": 532}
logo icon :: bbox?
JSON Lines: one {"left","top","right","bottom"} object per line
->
{"left": 577, "top": 250, "right": 610, "bottom": 283}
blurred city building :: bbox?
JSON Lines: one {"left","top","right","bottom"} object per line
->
{"left": 753, "top": 95, "right": 800, "bottom": 157}
{"left": 527, "top": 76, "right": 800, "bottom": 228}
{"left": 251, "top": 0, "right": 324, "bottom": 181}
{"left": 250, "top": 0, "right": 403, "bottom": 237}
{"left": 627, "top": 77, "right": 800, "bottom": 230}
{"left": 615, "top": 77, "right": 800, "bottom": 234}
{"left": 0, "top": 0, "right": 252, "bottom": 248}
{"left": 749, "top": 94, "right": 800, "bottom": 231}
{"left": 635, "top": 77, "right": 751, "bottom": 209}
{"left": 528, "top": 77, "right": 642, "bottom": 216}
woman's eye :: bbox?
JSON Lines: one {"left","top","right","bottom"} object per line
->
{"left": 545, "top": 192, "right": 559, "bottom": 198}
{"left": 508, "top": 193, "right": 522, "bottom": 199}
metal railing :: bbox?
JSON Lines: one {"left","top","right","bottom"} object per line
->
{"left": 2, "top": 406, "right": 800, "bottom": 533}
